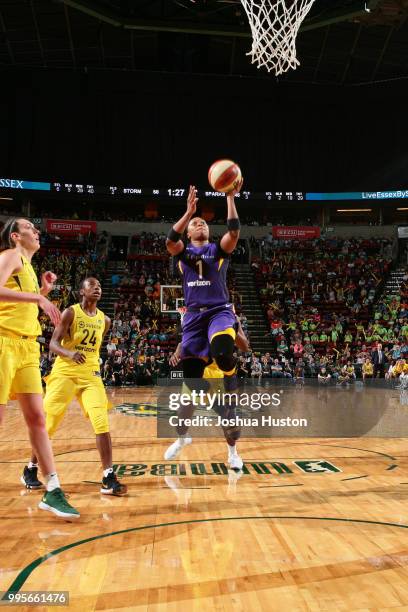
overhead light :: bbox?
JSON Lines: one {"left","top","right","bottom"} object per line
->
{"left": 336, "top": 208, "right": 372, "bottom": 212}
{"left": 0, "top": 197, "right": 13, "bottom": 201}
{"left": 397, "top": 208, "right": 408, "bottom": 211}
{"left": 364, "top": 2, "right": 371, "bottom": 12}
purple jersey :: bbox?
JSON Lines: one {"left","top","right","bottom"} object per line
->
{"left": 176, "top": 241, "right": 230, "bottom": 309}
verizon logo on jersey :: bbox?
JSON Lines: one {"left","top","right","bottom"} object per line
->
{"left": 187, "top": 280, "right": 211, "bottom": 287}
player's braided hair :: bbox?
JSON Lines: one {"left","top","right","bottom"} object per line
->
{"left": 0, "top": 218, "right": 20, "bottom": 251}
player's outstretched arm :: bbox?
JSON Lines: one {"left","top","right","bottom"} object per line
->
{"left": 166, "top": 185, "right": 198, "bottom": 256}
{"left": 49, "top": 307, "right": 86, "bottom": 364}
{"left": 220, "top": 178, "right": 243, "bottom": 254}
{"left": 0, "top": 250, "right": 61, "bottom": 326}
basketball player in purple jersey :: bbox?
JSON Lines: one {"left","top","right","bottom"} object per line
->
{"left": 165, "top": 182, "right": 244, "bottom": 469}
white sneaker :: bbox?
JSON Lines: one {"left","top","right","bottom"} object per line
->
{"left": 164, "top": 437, "right": 192, "bottom": 460}
{"left": 228, "top": 453, "right": 243, "bottom": 471}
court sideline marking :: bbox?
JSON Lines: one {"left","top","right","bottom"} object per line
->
{"left": 3, "top": 515, "right": 408, "bottom": 598}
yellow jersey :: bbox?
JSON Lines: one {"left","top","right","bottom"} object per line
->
{"left": 0, "top": 253, "right": 41, "bottom": 337}
{"left": 52, "top": 303, "right": 105, "bottom": 375}
{"left": 362, "top": 362, "right": 373, "bottom": 375}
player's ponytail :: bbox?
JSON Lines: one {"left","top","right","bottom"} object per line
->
{"left": 0, "top": 218, "right": 20, "bottom": 251}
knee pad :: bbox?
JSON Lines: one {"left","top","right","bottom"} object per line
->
{"left": 210, "top": 334, "right": 236, "bottom": 374}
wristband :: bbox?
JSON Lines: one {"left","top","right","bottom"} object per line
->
{"left": 167, "top": 228, "right": 182, "bottom": 242}
{"left": 227, "top": 218, "right": 241, "bottom": 231}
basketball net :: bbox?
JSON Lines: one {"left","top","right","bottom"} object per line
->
{"left": 240, "top": 0, "right": 316, "bottom": 75}
{"left": 177, "top": 306, "right": 187, "bottom": 322}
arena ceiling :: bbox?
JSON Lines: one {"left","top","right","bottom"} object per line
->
{"left": 1, "top": 0, "right": 408, "bottom": 84}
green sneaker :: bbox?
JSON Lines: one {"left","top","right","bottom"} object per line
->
{"left": 38, "top": 488, "right": 80, "bottom": 519}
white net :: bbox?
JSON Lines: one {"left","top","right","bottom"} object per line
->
{"left": 240, "top": 0, "right": 316, "bottom": 75}
{"left": 177, "top": 306, "right": 187, "bottom": 322}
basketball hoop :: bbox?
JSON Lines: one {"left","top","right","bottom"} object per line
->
{"left": 240, "top": 0, "right": 316, "bottom": 75}
{"left": 177, "top": 306, "right": 187, "bottom": 322}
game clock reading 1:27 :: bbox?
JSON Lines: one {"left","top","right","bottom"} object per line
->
{"left": 1, "top": 179, "right": 308, "bottom": 200}
{"left": 5, "top": 178, "right": 408, "bottom": 200}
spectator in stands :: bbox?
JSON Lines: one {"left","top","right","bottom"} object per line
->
{"left": 371, "top": 343, "right": 387, "bottom": 378}
{"left": 251, "top": 357, "right": 262, "bottom": 383}
{"left": 337, "top": 365, "right": 352, "bottom": 386}
{"left": 106, "top": 339, "right": 116, "bottom": 356}
{"left": 277, "top": 339, "right": 289, "bottom": 357}
{"left": 293, "top": 341, "right": 304, "bottom": 360}
{"left": 103, "top": 360, "right": 113, "bottom": 382}
{"left": 237, "top": 356, "right": 249, "bottom": 380}
{"left": 261, "top": 356, "right": 272, "bottom": 378}
{"left": 271, "top": 359, "right": 283, "bottom": 378}
{"left": 390, "top": 358, "right": 408, "bottom": 379}
{"left": 317, "top": 367, "right": 331, "bottom": 384}
{"left": 293, "top": 361, "right": 304, "bottom": 384}
{"left": 362, "top": 358, "right": 374, "bottom": 381}
{"left": 345, "top": 361, "right": 356, "bottom": 380}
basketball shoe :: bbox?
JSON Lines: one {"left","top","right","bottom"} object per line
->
{"left": 39, "top": 488, "right": 80, "bottom": 519}
{"left": 101, "top": 471, "right": 128, "bottom": 496}
{"left": 21, "top": 465, "right": 44, "bottom": 489}
{"left": 164, "top": 437, "right": 192, "bottom": 460}
{"left": 228, "top": 446, "right": 243, "bottom": 471}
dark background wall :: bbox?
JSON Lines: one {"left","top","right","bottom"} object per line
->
{"left": 1, "top": 68, "right": 407, "bottom": 191}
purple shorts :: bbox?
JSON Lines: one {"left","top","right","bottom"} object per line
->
{"left": 181, "top": 304, "right": 236, "bottom": 360}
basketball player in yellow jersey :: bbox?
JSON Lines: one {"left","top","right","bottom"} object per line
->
{"left": 23, "top": 277, "right": 127, "bottom": 496}
{"left": 0, "top": 218, "right": 79, "bottom": 519}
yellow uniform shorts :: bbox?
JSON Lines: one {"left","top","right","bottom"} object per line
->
{"left": 44, "top": 371, "right": 110, "bottom": 435}
{"left": 0, "top": 336, "right": 42, "bottom": 404}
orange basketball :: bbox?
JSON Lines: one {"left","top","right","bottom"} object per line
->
{"left": 208, "top": 159, "right": 242, "bottom": 193}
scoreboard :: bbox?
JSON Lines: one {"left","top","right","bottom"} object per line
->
{"left": 1, "top": 177, "right": 408, "bottom": 201}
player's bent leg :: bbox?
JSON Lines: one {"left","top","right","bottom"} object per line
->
{"left": 210, "top": 330, "right": 240, "bottom": 414}
{"left": 97, "top": 432, "right": 127, "bottom": 496}
{"left": 164, "top": 358, "right": 207, "bottom": 460}
{"left": 82, "top": 382, "right": 127, "bottom": 496}
{"left": 213, "top": 400, "right": 243, "bottom": 470}
{"left": 43, "top": 373, "right": 76, "bottom": 437}
{"left": 210, "top": 331, "right": 236, "bottom": 375}
{"left": 221, "top": 409, "right": 243, "bottom": 470}
{"left": 210, "top": 333, "right": 243, "bottom": 469}
{"left": 17, "top": 393, "right": 79, "bottom": 519}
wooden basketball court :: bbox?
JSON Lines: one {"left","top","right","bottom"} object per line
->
{"left": 1, "top": 387, "right": 408, "bottom": 611}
